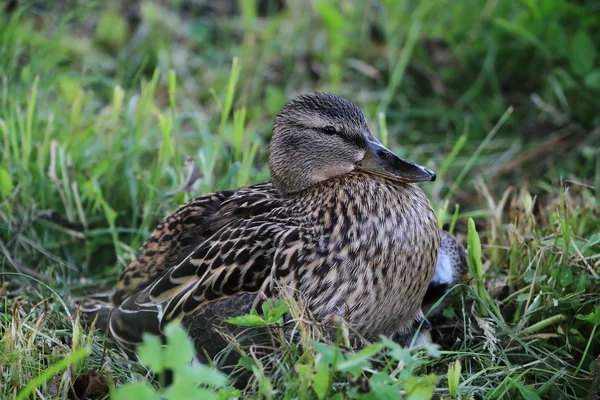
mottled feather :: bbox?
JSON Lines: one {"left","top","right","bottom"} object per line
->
{"left": 81, "top": 93, "right": 445, "bottom": 362}
{"left": 112, "top": 183, "right": 277, "bottom": 305}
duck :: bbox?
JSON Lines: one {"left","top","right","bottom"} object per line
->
{"left": 82, "top": 93, "right": 446, "bottom": 363}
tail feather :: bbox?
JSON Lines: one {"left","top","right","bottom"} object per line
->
{"left": 108, "top": 303, "right": 163, "bottom": 356}
{"left": 79, "top": 293, "right": 114, "bottom": 333}
{"left": 79, "top": 290, "right": 163, "bottom": 357}
{"left": 422, "top": 230, "right": 468, "bottom": 315}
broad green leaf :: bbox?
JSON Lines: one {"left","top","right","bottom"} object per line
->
{"left": 405, "top": 384, "right": 434, "bottom": 400}
{"left": 337, "top": 342, "right": 382, "bottom": 376}
{"left": 369, "top": 372, "right": 394, "bottom": 385}
{"left": 524, "top": 269, "right": 547, "bottom": 284}
{"left": 422, "top": 343, "right": 441, "bottom": 358}
{"left": 380, "top": 337, "right": 415, "bottom": 367}
{"left": 576, "top": 305, "right": 600, "bottom": 325}
{"left": 313, "top": 342, "right": 345, "bottom": 365}
{"left": 112, "top": 382, "right": 159, "bottom": 400}
{"left": 312, "top": 359, "right": 330, "bottom": 399}
{"left": 294, "top": 362, "right": 312, "bottom": 377}
{"left": 137, "top": 334, "right": 164, "bottom": 373}
{"left": 558, "top": 266, "right": 573, "bottom": 287}
{"left": 365, "top": 383, "right": 400, "bottom": 400}
{"left": 175, "top": 365, "right": 228, "bottom": 388}
{"left": 262, "top": 300, "right": 289, "bottom": 324}
{"left": 164, "top": 322, "right": 196, "bottom": 370}
{"left": 569, "top": 31, "right": 596, "bottom": 76}
{"left": 404, "top": 375, "right": 437, "bottom": 400}
{"left": 368, "top": 373, "right": 399, "bottom": 400}
{"left": 164, "top": 384, "right": 217, "bottom": 400}
{"left": 217, "top": 388, "right": 241, "bottom": 400}
{"left": 584, "top": 70, "right": 600, "bottom": 90}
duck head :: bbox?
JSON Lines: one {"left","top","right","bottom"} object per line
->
{"left": 269, "top": 93, "right": 436, "bottom": 195}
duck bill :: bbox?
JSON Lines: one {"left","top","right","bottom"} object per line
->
{"left": 354, "top": 140, "right": 436, "bottom": 183}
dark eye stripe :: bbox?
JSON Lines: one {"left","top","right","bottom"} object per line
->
{"left": 302, "top": 124, "right": 366, "bottom": 149}
{"left": 342, "top": 134, "right": 367, "bottom": 149}
{"left": 321, "top": 125, "right": 367, "bottom": 149}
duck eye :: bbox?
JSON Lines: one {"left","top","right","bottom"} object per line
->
{"left": 322, "top": 126, "right": 337, "bottom": 134}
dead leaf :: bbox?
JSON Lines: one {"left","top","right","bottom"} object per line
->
{"left": 71, "top": 370, "right": 109, "bottom": 400}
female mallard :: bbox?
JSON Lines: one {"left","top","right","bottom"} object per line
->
{"left": 83, "top": 93, "right": 444, "bottom": 360}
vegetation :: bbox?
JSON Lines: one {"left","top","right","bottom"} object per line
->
{"left": 1, "top": 0, "right": 599, "bottom": 398}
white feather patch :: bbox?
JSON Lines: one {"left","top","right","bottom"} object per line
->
{"left": 432, "top": 252, "right": 454, "bottom": 286}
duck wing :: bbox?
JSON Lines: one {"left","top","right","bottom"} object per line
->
{"left": 107, "top": 189, "right": 304, "bottom": 352}
{"left": 112, "top": 183, "right": 277, "bottom": 305}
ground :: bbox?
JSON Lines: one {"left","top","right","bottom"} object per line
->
{"left": 0, "top": 1, "right": 599, "bottom": 399}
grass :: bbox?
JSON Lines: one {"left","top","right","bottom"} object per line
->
{"left": 0, "top": 0, "right": 599, "bottom": 398}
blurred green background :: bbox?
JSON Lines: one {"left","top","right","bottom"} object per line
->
{"left": 2, "top": 0, "right": 598, "bottom": 271}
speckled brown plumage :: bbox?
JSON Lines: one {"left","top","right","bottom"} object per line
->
{"left": 81, "top": 93, "right": 443, "bottom": 360}
{"left": 393, "top": 230, "right": 468, "bottom": 346}
{"left": 112, "top": 183, "right": 278, "bottom": 305}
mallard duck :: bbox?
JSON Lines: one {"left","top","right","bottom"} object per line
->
{"left": 83, "top": 93, "right": 443, "bottom": 361}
